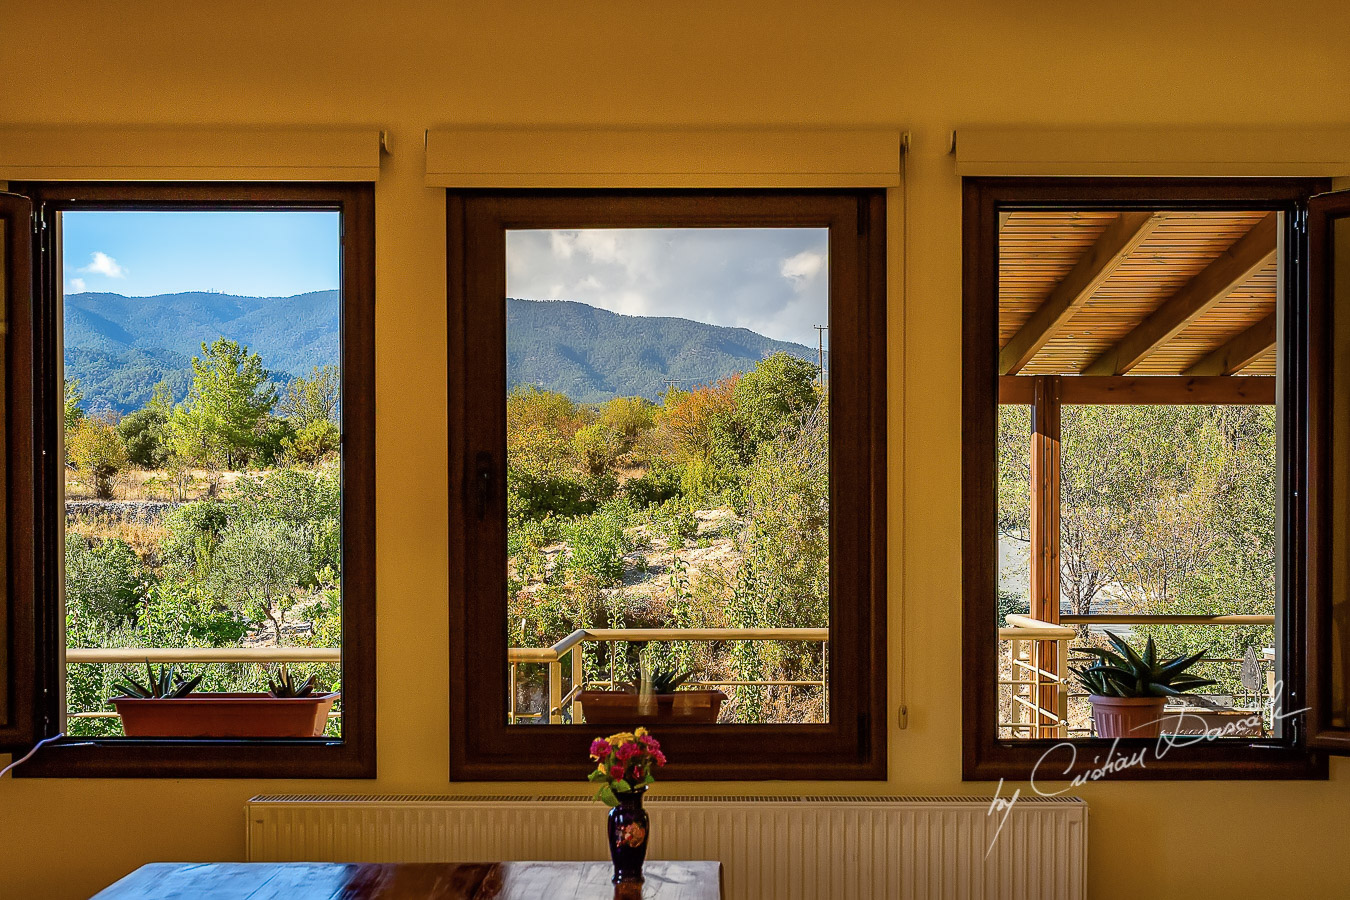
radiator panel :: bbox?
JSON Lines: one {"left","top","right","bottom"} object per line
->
{"left": 246, "top": 794, "right": 1087, "bottom": 900}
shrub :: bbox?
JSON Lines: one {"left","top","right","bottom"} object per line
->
{"left": 159, "top": 500, "right": 231, "bottom": 575}
{"left": 622, "top": 463, "right": 683, "bottom": 507}
{"left": 561, "top": 499, "right": 635, "bottom": 588}
{"left": 284, "top": 419, "right": 340, "bottom": 465}
{"left": 65, "top": 534, "right": 148, "bottom": 630}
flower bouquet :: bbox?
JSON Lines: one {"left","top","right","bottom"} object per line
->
{"left": 588, "top": 728, "right": 666, "bottom": 884}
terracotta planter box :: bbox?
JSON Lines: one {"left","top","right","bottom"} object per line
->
{"left": 1089, "top": 694, "right": 1166, "bottom": 739}
{"left": 577, "top": 689, "right": 727, "bottom": 725}
{"left": 112, "top": 692, "right": 339, "bottom": 738}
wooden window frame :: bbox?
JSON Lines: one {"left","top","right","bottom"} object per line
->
{"left": 447, "top": 189, "right": 888, "bottom": 781}
{"left": 9, "top": 182, "right": 376, "bottom": 779}
{"left": 962, "top": 177, "right": 1328, "bottom": 781}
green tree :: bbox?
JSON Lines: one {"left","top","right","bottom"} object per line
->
{"left": 64, "top": 378, "right": 85, "bottom": 432}
{"left": 280, "top": 364, "right": 340, "bottom": 428}
{"left": 207, "top": 519, "right": 313, "bottom": 644}
{"left": 68, "top": 412, "right": 129, "bottom": 498}
{"left": 118, "top": 384, "right": 173, "bottom": 468}
{"left": 732, "top": 351, "right": 820, "bottom": 449}
{"left": 166, "top": 338, "right": 278, "bottom": 473}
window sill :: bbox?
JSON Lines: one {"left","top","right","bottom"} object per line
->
{"left": 14, "top": 736, "right": 375, "bottom": 779}
{"left": 964, "top": 738, "right": 1327, "bottom": 781}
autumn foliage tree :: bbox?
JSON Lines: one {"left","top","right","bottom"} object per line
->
{"left": 68, "top": 412, "right": 130, "bottom": 499}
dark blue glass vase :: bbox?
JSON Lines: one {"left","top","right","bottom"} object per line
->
{"left": 606, "top": 786, "right": 650, "bottom": 884}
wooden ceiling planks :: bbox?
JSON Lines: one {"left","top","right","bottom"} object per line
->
{"left": 999, "top": 209, "right": 1278, "bottom": 377}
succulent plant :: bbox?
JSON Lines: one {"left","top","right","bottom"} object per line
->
{"left": 1072, "top": 634, "right": 1217, "bottom": 699}
{"left": 624, "top": 667, "right": 697, "bottom": 695}
{"left": 267, "top": 664, "right": 319, "bottom": 698}
{"left": 112, "top": 659, "right": 202, "bottom": 700}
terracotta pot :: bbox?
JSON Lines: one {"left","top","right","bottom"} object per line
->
{"left": 577, "top": 689, "right": 727, "bottom": 725}
{"left": 1089, "top": 694, "right": 1167, "bottom": 739}
{"left": 112, "top": 692, "right": 339, "bottom": 738}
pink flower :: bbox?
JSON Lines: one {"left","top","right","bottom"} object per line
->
{"left": 639, "top": 734, "right": 660, "bottom": 751}
{"left": 615, "top": 742, "right": 641, "bottom": 761}
{"left": 653, "top": 750, "right": 667, "bottom": 766}
{"left": 589, "top": 739, "right": 611, "bottom": 759}
{"left": 609, "top": 765, "right": 625, "bottom": 780}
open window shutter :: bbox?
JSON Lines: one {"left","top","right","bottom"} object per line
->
{"left": 1307, "top": 189, "right": 1350, "bottom": 751}
{"left": 0, "top": 192, "right": 37, "bottom": 750}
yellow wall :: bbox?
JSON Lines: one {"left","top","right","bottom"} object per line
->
{"left": 2, "top": 2, "right": 1349, "bottom": 896}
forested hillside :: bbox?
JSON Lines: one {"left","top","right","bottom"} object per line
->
{"left": 65, "top": 292, "right": 821, "bottom": 411}
{"left": 64, "top": 290, "right": 339, "bottom": 412}
{"left": 506, "top": 298, "right": 820, "bottom": 403}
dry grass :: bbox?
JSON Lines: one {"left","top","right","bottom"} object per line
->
{"left": 65, "top": 466, "right": 254, "bottom": 502}
{"left": 66, "top": 516, "right": 167, "bottom": 559}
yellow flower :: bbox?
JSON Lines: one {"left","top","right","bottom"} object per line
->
{"left": 634, "top": 727, "right": 649, "bottom": 738}
{"left": 608, "top": 731, "right": 635, "bottom": 745}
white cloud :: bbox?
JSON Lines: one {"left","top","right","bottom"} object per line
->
{"left": 781, "top": 250, "right": 826, "bottom": 289}
{"left": 67, "top": 277, "right": 87, "bottom": 293}
{"left": 506, "top": 228, "right": 829, "bottom": 346}
{"left": 79, "top": 251, "right": 126, "bottom": 278}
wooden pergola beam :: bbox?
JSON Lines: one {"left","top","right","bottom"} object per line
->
{"left": 999, "top": 375, "right": 1275, "bottom": 405}
{"left": 1000, "top": 212, "right": 1166, "bottom": 375}
{"left": 1082, "top": 212, "right": 1279, "bottom": 376}
{"left": 1182, "top": 311, "right": 1277, "bottom": 376}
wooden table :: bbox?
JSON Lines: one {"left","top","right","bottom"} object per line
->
{"left": 92, "top": 861, "right": 723, "bottom": 899}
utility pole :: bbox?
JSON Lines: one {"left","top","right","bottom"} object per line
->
{"left": 813, "top": 325, "right": 829, "bottom": 389}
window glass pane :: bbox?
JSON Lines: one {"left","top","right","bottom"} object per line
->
{"left": 994, "top": 208, "right": 1283, "bottom": 744}
{"left": 1331, "top": 213, "right": 1350, "bottom": 729}
{"left": 59, "top": 210, "right": 344, "bottom": 739}
{"left": 0, "top": 215, "right": 7, "bottom": 728}
{"left": 504, "top": 227, "right": 830, "bottom": 725}
{"left": 997, "top": 403, "right": 1032, "bottom": 624}
{"left": 1059, "top": 404, "right": 1277, "bottom": 736}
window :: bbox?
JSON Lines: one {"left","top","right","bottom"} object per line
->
{"left": 1, "top": 182, "right": 375, "bottom": 778}
{"left": 963, "top": 178, "right": 1333, "bottom": 780}
{"left": 448, "top": 191, "right": 887, "bottom": 780}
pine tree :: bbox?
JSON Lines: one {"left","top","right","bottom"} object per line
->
{"left": 166, "top": 338, "right": 277, "bottom": 473}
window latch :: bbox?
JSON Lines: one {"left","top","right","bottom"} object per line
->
{"left": 475, "top": 451, "right": 494, "bottom": 521}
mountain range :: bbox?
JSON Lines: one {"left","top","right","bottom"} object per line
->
{"left": 63, "top": 291, "right": 819, "bottom": 413}
{"left": 64, "top": 291, "right": 340, "bottom": 413}
{"left": 506, "top": 298, "right": 818, "bottom": 404}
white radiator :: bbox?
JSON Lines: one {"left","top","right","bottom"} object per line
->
{"left": 246, "top": 794, "right": 1087, "bottom": 900}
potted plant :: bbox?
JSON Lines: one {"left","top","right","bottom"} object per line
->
{"left": 1072, "top": 635, "right": 1215, "bottom": 739}
{"left": 577, "top": 665, "right": 727, "bottom": 725}
{"left": 111, "top": 661, "right": 339, "bottom": 738}
{"left": 587, "top": 728, "right": 667, "bottom": 885}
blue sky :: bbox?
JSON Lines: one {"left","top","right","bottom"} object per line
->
{"left": 506, "top": 228, "right": 829, "bottom": 347}
{"left": 61, "top": 210, "right": 340, "bottom": 298}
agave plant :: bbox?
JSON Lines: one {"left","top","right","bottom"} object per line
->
{"left": 1072, "top": 634, "right": 1217, "bottom": 699}
{"left": 112, "top": 659, "right": 203, "bottom": 700}
{"left": 625, "top": 667, "right": 697, "bottom": 695}
{"left": 267, "top": 664, "right": 319, "bottom": 698}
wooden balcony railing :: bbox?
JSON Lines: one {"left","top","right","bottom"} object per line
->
{"left": 998, "top": 614, "right": 1277, "bottom": 739}
{"left": 64, "top": 647, "right": 342, "bottom": 723}
{"left": 506, "top": 627, "right": 830, "bottom": 725}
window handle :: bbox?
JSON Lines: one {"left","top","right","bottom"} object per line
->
{"left": 475, "top": 451, "right": 494, "bottom": 521}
